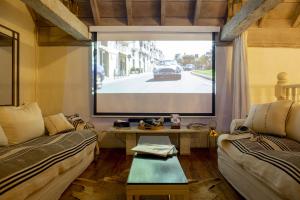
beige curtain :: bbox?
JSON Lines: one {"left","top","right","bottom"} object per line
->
{"left": 216, "top": 32, "right": 250, "bottom": 131}
{"left": 231, "top": 32, "right": 250, "bottom": 119}
{"left": 216, "top": 46, "right": 233, "bottom": 131}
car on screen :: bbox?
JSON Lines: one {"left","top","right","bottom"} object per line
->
{"left": 153, "top": 60, "right": 182, "bottom": 80}
{"left": 184, "top": 64, "right": 195, "bottom": 71}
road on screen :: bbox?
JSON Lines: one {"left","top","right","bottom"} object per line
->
{"left": 98, "top": 71, "right": 212, "bottom": 93}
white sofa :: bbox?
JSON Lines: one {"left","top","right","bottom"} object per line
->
{"left": 0, "top": 103, "right": 98, "bottom": 200}
{"left": 218, "top": 102, "right": 300, "bottom": 200}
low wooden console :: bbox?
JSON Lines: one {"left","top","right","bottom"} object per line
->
{"left": 101, "top": 125, "right": 209, "bottom": 155}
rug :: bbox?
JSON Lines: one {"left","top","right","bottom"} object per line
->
{"left": 71, "top": 169, "right": 224, "bottom": 200}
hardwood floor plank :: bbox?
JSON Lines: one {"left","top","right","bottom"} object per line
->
{"left": 61, "top": 148, "right": 244, "bottom": 200}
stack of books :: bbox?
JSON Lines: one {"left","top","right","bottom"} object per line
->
{"left": 131, "top": 144, "right": 178, "bottom": 157}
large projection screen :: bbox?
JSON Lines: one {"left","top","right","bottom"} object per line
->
{"left": 92, "top": 31, "right": 215, "bottom": 116}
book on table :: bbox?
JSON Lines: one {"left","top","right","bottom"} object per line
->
{"left": 131, "top": 143, "right": 178, "bottom": 157}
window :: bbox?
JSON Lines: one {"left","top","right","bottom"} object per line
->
{"left": 92, "top": 29, "right": 216, "bottom": 117}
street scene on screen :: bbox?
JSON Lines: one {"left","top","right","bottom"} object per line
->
{"left": 95, "top": 41, "right": 213, "bottom": 93}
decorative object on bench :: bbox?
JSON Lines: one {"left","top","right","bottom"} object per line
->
{"left": 138, "top": 118, "right": 164, "bottom": 130}
{"left": 113, "top": 119, "right": 130, "bottom": 128}
{"left": 208, "top": 119, "right": 218, "bottom": 148}
{"left": 217, "top": 72, "right": 300, "bottom": 200}
{"left": 187, "top": 122, "right": 207, "bottom": 130}
{"left": 170, "top": 114, "right": 181, "bottom": 129}
{"left": 208, "top": 119, "right": 218, "bottom": 137}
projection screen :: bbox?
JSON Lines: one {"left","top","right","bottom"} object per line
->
{"left": 92, "top": 30, "right": 216, "bottom": 116}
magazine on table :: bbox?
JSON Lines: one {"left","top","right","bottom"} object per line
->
{"left": 131, "top": 143, "right": 178, "bottom": 157}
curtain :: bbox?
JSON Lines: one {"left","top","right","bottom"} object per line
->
{"left": 216, "top": 46, "right": 233, "bottom": 131}
{"left": 216, "top": 32, "right": 250, "bottom": 131}
{"left": 231, "top": 32, "right": 250, "bottom": 119}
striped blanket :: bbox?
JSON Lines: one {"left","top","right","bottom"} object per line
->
{"left": 218, "top": 133, "right": 300, "bottom": 200}
{"left": 0, "top": 130, "right": 97, "bottom": 199}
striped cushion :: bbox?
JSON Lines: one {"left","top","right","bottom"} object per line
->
{"left": 244, "top": 100, "right": 294, "bottom": 137}
{"left": 44, "top": 113, "right": 75, "bottom": 135}
{"left": 65, "top": 113, "right": 95, "bottom": 131}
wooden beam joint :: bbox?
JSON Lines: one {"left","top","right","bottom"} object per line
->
{"left": 126, "top": 0, "right": 133, "bottom": 25}
{"left": 292, "top": 7, "right": 300, "bottom": 27}
{"left": 161, "top": 0, "right": 166, "bottom": 25}
{"left": 221, "top": 0, "right": 282, "bottom": 41}
{"left": 21, "top": 0, "right": 90, "bottom": 40}
{"left": 193, "top": 0, "right": 201, "bottom": 25}
{"left": 90, "top": 0, "right": 101, "bottom": 26}
{"left": 258, "top": 16, "right": 267, "bottom": 28}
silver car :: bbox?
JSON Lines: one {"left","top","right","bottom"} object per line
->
{"left": 153, "top": 60, "right": 182, "bottom": 80}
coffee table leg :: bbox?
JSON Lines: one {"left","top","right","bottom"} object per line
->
{"left": 180, "top": 133, "right": 191, "bottom": 155}
{"left": 126, "top": 133, "right": 136, "bottom": 155}
{"left": 127, "top": 194, "right": 134, "bottom": 200}
{"left": 183, "top": 191, "right": 189, "bottom": 200}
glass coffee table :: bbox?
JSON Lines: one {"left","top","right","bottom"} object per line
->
{"left": 127, "top": 136, "right": 189, "bottom": 200}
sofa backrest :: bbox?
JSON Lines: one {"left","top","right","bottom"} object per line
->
{"left": 286, "top": 102, "right": 300, "bottom": 143}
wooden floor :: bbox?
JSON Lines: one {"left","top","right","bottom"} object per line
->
{"left": 61, "top": 148, "right": 244, "bottom": 200}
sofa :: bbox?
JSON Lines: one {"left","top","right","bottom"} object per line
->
{"left": 217, "top": 100, "right": 300, "bottom": 200}
{"left": 0, "top": 103, "right": 98, "bottom": 200}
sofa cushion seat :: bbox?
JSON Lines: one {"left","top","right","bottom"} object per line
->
{"left": 218, "top": 133, "right": 300, "bottom": 200}
{"left": 0, "top": 130, "right": 97, "bottom": 200}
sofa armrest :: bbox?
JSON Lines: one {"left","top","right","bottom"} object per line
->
{"left": 230, "top": 119, "right": 246, "bottom": 134}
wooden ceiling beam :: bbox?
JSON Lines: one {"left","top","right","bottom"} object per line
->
{"left": 26, "top": 5, "right": 38, "bottom": 25}
{"left": 90, "top": 0, "right": 101, "bottom": 26}
{"left": 258, "top": 15, "right": 267, "bottom": 28}
{"left": 161, "top": 0, "right": 166, "bottom": 25}
{"left": 221, "top": 0, "right": 282, "bottom": 41}
{"left": 193, "top": 0, "right": 202, "bottom": 25}
{"left": 126, "top": 0, "right": 133, "bottom": 25}
{"left": 292, "top": 8, "right": 300, "bottom": 27}
{"left": 21, "top": 0, "right": 90, "bottom": 40}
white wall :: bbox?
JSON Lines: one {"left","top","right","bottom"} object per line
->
{"left": 38, "top": 46, "right": 90, "bottom": 118}
{"left": 248, "top": 47, "right": 300, "bottom": 104}
{"left": 0, "top": 0, "right": 38, "bottom": 104}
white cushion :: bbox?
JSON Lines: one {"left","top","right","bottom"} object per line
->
{"left": 44, "top": 113, "right": 74, "bottom": 136}
{"left": 286, "top": 103, "right": 300, "bottom": 142}
{"left": 244, "top": 100, "right": 294, "bottom": 137}
{"left": 0, "top": 125, "right": 8, "bottom": 146}
{"left": 0, "top": 103, "right": 45, "bottom": 145}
